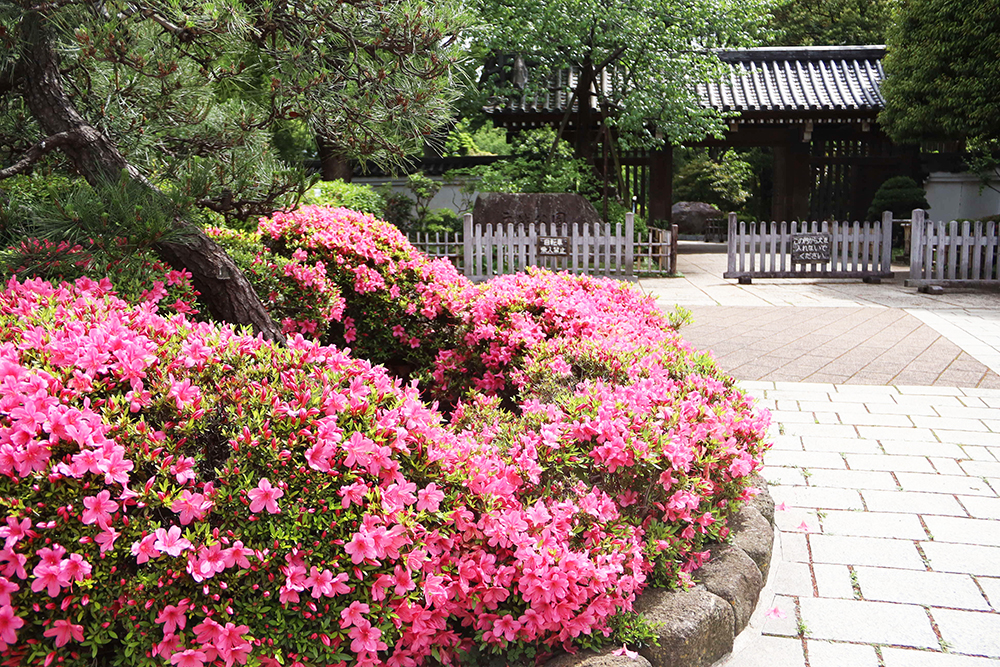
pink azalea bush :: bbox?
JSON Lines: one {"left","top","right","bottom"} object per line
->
{"left": 1, "top": 237, "right": 200, "bottom": 316}
{"left": 254, "top": 206, "right": 472, "bottom": 372}
{"left": 0, "top": 275, "right": 738, "bottom": 667}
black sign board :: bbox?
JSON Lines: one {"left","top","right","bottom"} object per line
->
{"left": 537, "top": 236, "right": 569, "bottom": 256}
{"left": 791, "top": 233, "right": 832, "bottom": 263}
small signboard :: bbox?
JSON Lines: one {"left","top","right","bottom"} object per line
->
{"left": 537, "top": 236, "right": 569, "bottom": 256}
{"left": 791, "top": 233, "right": 832, "bottom": 263}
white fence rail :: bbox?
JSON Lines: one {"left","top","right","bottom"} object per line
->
{"left": 463, "top": 213, "right": 635, "bottom": 282}
{"left": 907, "top": 209, "right": 1000, "bottom": 287}
{"left": 408, "top": 215, "right": 678, "bottom": 280}
{"left": 724, "top": 212, "right": 893, "bottom": 283}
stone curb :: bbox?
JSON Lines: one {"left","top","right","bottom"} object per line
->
{"left": 550, "top": 475, "right": 775, "bottom": 667}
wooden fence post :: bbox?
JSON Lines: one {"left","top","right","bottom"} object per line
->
{"left": 625, "top": 213, "right": 635, "bottom": 278}
{"left": 909, "top": 208, "right": 925, "bottom": 280}
{"left": 670, "top": 224, "right": 679, "bottom": 275}
{"left": 727, "top": 212, "right": 738, "bottom": 274}
{"left": 881, "top": 210, "right": 893, "bottom": 272}
{"left": 463, "top": 213, "right": 473, "bottom": 279}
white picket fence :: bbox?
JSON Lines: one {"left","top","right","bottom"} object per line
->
{"left": 907, "top": 209, "right": 1000, "bottom": 287}
{"left": 724, "top": 212, "right": 893, "bottom": 283}
{"left": 461, "top": 212, "right": 636, "bottom": 282}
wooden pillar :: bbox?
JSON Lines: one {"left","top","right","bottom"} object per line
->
{"left": 649, "top": 145, "right": 673, "bottom": 225}
{"left": 772, "top": 144, "right": 790, "bottom": 222}
{"left": 789, "top": 141, "right": 812, "bottom": 221}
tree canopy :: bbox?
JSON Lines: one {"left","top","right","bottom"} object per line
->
{"left": 0, "top": 0, "right": 465, "bottom": 336}
{"left": 470, "top": 0, "right": 774, "bottom": 155}
{"left": 765, "top": 0, "right": 893, "bottom": 46}
{"left": 879, "top": 0, "right": 1000, "bottom": 160}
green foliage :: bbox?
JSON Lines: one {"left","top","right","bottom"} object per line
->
{"left": 879, "top": 0, "right": 1000, "bottom": 170}
{"left": 471, "top": 0, "right": 773, "bottom": 149}
{"left": 673, "top": 149, "right": 754, "bottom": 212}
{"left": 766, "top": 0, "right": 893, "bottom": 45}
{"left": 472, "top": 128, "right": 600, "bottom": 198}
{"left": 0, "top": 0, "right": 467, "bottom": 223}
{"left": 302, "top": 179, "right": 387, "bottom": 216}
{"left": 866, "top": 176, "right": 930, "bottom": 221}
{"left": 444, "top": 117, "right": 512, "bottom": 156}
{"left": 666, "top": 305, "right": 694, "bottom": 331}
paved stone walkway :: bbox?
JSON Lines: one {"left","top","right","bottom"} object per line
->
{"left": 636, "top": 245, "right": 1000, "bottom": 666}
{"left": 721, "top": 383, "right": 1000, "bottom": 667}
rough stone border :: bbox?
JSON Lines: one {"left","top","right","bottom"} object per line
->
{"left": 546, "top": 474, "right": 775, "bottom": 667}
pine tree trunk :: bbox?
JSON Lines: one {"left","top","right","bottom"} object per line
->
{"left": 17, "top": 12, "right": 285, "bottom": 342}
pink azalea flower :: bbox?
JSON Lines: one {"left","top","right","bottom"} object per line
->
{"left": 170, "top": 648, "right": 207, "bottom": 667}
{"left": 612, "top": 645, "right": 639, "bottom": 660}
{"left": 340, "top": 600, "right": 370, "bottom": 629}
{"left": 81, "top": 490, "right": 118, "bottom": 528}
{"left": 493, "top": 614, "right": 522, "bottom": 642}
{"left": 154, "top": 526, "right": 193, "bottom": 557}
{"left": 765, "top": 606, "right": 786, "bottom": 619}
{"left": 247, "top": 478, "right": 283, "bottom": 514}
{"left": 170, "top": 490, "right": 212, "bottom": 525}
{"left": 31, "top": 562, "right": 64, "bottom": 597}
{"left": 60, "top": 553, "right": 92, "bottom": 583}
{"left": 95, "top": 526, "right": 121, "bottom": 554}
{"left": 43, "top": 618, "right": 84, "bottom": 647}
{"left": 416, "top": 483, "right": 445, "bottom": 512}
{"left": 0, "top": 604, "right": 24, "bottom": 646}
{"left": 0, "top": 577, "right": 18, "bottom": 607}
{"left": 348, "top": 621, "right": 387, "bottom": 654}
{"left": 156, "top": 600, "right": 190, "bottom": 635}
{"left": 131, "top": 533, "right": 161, "bottom": 564}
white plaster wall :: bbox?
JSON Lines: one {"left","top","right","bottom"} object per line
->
{"left": 924, "top": 171, "right": 1000, "bottom": 222}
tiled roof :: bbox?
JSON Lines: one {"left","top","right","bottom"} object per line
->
{"left": 488, "top": 46, "right": 886, "bottom": 120}
{"left": 699, "top": 46, "right": 885, "bottom": 114}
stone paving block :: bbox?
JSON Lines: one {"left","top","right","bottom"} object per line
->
{"left": 780, "top": 532, "right": 811, "bottom": 563}
{"left": 759, "top": 594, "right": 799, "bottom": 637}
{"left": 764, "top": 451, "right": 847, "bottom": 469}
{"left": 768, "top": 486, "right": 864, "bottom": 510}
{"left": 921, "top": 542, "right": 1000, "bottom": 576}
{"left": 934, "top": 430, "right": 1000, "bottom": 447}
{"left": 760, "top": 466, "right": 808, "bottom": 486}
{"left": 881, "top": 647, "right": 1000, "bottom": 667}
{"left": 922, "top": 515, "right": 1000, "bottom": 547}
{"left": 809, "top": 534, "right": 926, "bottom": 570}
{"left": 959, "top": 459, "right": 1000, "bottom": 477}
{"left": 775, "top": 381, "right": 837, "bottom": 392}
{"left": 834, "top": 391, "right": 900, "bottom": 404}
{"left": 796, "top": 435, "right": 881, "bottom": 454}
{"left": 931, "top": 608, "right": 1000, "bottom": 658}
{"left": 820, "top": 510, "right": 927, "bottom": 540}
{"left": 797, "top": 597, "right": 937, "bottom": 648}
{"left": 937, "top": 406, "right": 1000, "bottom": 420}
{"left": 766, "top": 389, "right": 831, "bottom": 402}
{"left": 805, "top": 469, "right": 899, "bottom": 490}
{"left": 775, "top": 400, "right": 803, "bottom": 411}
{"left": 929, "top": 457, "right": 966, "bottom": 476}
{"left": 812, "top": 412, "right": 847, "bottom": 425}
{"left": 782, "top": 423, "right": 859, "bottom": 438}
{"left": 897, "top": 386, "right": 965, "bottom": 396}
{"left": 975, "top": 576, "right": 1000, "bottom": 611}
{"left": 771, "top": 561, "right": 814, "bottom": 597}
{"left": 957, "top": 495, "right": 1000, "bottom": 520}
{"left": 774, "top": 508, "right": 822, "bottom": 534}
{"left": 912, "top": 415, "right": 991, "bottom": 432}
{"left": 895, "top": 472, "right": 995, "bottom": 496}
{"left": 812, "top": 563, "right": 855, "bottom": 599}
{"left": 880, "top": 440, "right": 968, "bottom": 458}
{"left": 845, "top": 453, "right": 935, "bottom": 473}
{"left": 862, "top": 490, "right": 967, "bottom": 517}
{"left": 771, "top": 410, "right": 827, "bottom": 424}
{"left": 806, "top": 640, "right": 880, "bottom": 667}
{"left": 769, "top": 435, "right": 805, "bottom": 451}
{"left": 959, "top": 396, "right": 990, "bottom": 407}
{"left": 837, "top": 413, "right": 915, "bottom": 427}
{"left": 856, "top": 425, "right": 939, "bottom": 441}
{"left": 866, "top": 401, "right": 941, "bottom": 416}
{"left": 854, "top": 567, "right": 989, "bottom": 610}
{"left": 717, "top": 635, "right": 805, "bottom": 667}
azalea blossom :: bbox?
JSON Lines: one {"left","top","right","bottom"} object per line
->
{"left": 43, "top": 619, "right": 84, "bottom": 647}
{"left": 247, "top": 478, "right": 283, "bottom": 514}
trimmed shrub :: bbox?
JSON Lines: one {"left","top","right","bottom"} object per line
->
{"left": 0, "top": 275, "right": 770, "bottom": 667}
{"left": 256, "top": 206, "right": 472, "bottom": 374}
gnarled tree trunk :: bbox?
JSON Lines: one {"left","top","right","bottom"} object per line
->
{"left": 17, "top": 12, "right": 285, "bottom": 342}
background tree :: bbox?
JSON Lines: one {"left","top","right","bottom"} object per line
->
{"left": 470, "top": 0, "right": 774, "bottom": 161}
{"left": 0, "top": 0, "right": 465, "bottom": 337}
{"left": 879, "top": 0, "right": 1000, "bottom": 187}
{"left": 765, "top": 0, "right": 893, "bottom": 46}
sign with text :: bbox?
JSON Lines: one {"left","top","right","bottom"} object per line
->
{"left": 537, "top": 236, "right": 569, "bottom": 256}
{"left": 791, "top": 233, "right": 832, "bottom": 263}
